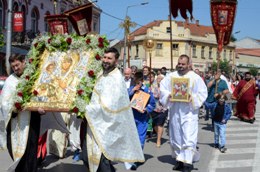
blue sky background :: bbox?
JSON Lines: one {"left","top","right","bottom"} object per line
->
{"left": 95, "top": 0, "right": 260, "bottom": 41}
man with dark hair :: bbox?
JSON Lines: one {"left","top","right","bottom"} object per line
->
{"left": 160, "top": 54, "right": 207, "bottom": 172}
{"left": 161, "top": 67, "right": 167, "bottom": 76}
{"left": 1, "top": 54, "right": 41, "bottom": 172}
{"left": 130, "top": 65, "right": 138, "bottom": 78}
{"left": 232, "top": 72, "right": 258, "bottom": 123}
{"left": 82, "top": 48, "right": 144, "bottom": 172}
{"left": 143, "top": 66, "right": 151, "bottom": 87}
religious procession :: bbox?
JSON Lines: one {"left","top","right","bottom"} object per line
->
{"left": 0, "top": 0, "right": 260, "bottom": 172}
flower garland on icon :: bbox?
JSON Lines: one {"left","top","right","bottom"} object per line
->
{"left": 13, "top": 33, "right": 109, "bottom": 118}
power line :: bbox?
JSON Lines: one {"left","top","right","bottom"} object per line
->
{"left": 101, "top": 10, "right": 189, "bottom": 39}
{"left": 101, "top": 11, "right": 124, "bottom": 21}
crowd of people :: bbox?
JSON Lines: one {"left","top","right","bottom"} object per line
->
{"left": 0, "top": 49, "right": 260, "bottom": 172}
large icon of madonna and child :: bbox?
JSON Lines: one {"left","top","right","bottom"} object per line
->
{"left": 26, "top": 50, "right": 91, "bottom": 111}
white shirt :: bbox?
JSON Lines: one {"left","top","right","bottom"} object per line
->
{"left": 124, "top": 78, "right": 131, "bottom": 89}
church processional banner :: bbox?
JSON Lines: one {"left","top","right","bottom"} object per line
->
{"left": 13, "top": 34, "right": 108, "bottom": 115}
{"left": 210, "top": 0, "right": 237, "bottom": 52}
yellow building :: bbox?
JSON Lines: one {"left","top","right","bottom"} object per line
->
{"left": 235, "top": 48, "right": 260, "bottom": 74}
{"left": 120, "top": 20, "right": 236, "bottom": 71}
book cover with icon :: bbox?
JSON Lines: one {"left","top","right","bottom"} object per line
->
{"left": 131, "top": 91, "right": 150, "bottom": 112}
{"left": 171, "top": 77, "right": 190, "bottom": 102}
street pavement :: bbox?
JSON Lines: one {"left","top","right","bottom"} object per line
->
{"left": 0, "top": 100, "right": 259, "bottom": 172}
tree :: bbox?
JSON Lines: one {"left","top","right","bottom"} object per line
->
{"left": 212, "top": 59, "right": 231, "bottom": 74}
{"left": 249, "top": 66, "right": 259, "bottom": 77}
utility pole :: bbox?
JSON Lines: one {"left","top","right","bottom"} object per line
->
{"left": 6, "top": 0, "right": 13, "bottom": 75}
{"left": 169, "top": 0, "right": 173, "bottom": 71}
{"left": 121, "top": 2, "right": 148, "bottom": 70}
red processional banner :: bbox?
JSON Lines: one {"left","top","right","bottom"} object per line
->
{"left": 45, "top": 14, "right": 69, "bottom": 35}
{"left": 211, "top": 0, "right": 237, "bottom": 52}
{"left": 64, "top": 3, "right": 93, "bottom": 36}
{"left": 13, "top": 12, "right": 24, "bottom": 32}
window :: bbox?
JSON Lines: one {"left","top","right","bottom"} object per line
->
{"left": 172, "top": 44, "right": 179, "bottom": 56}
{"left": 166, "top": 27, "right": 171, "bottom": 33}
{"left": 13, "top": 2, "right": 18, "bottom": 12}
{"left": 31, "top": 9, "right": 38, "bottom": 33}
{"left": 156, "top": 43, "right": 163, "bottom": 56}
{"left": 0, "top": 0, "right": 3, "bottom": 28}
{"left": 223, "top": 49, "right": 227, "bottom": 59}
{"left": 44, "top": 11, "right": 50, "bottom": 32}
{"left": 192, "top": 44, "right": 197, "bottom": 58}
{"left": 135, "top": 45, "right": 139, "bottom": 58}
{"left": 157, "top": 43, "right": 163, "bottom": 49}
{"left": 201, "top": 46, "right": 205, "bottom": 59}
{"left": 229, "top": 50, "right": 232, "bottom": 60}
{"left": 209, "top": 47, "right": 213, "bottom": 59}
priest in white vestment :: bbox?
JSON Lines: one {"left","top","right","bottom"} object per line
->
{"left": 0, "top": 54, "right": 68, "bottom": 172}
{"left": 160, "top": 54, "right": 207, "bottom": 172}
{"left": 83, "top": 48, "right": 144, "bottom": 172}
{"left": 0, "top": 54, "right": 40, "bottom": 172}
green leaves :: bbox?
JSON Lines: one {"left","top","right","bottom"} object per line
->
{"left": 14, "top": 34, "right": 109, "bottom": 118}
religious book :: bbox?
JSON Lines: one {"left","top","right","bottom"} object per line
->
{"left": 130, "top": 90, "right": 150, "bottom": 112}
{"left": 170, "top": 77, "right": 190, "bottom": 102}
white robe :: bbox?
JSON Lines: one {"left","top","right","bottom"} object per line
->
{"left": 160, "top": 70, "right": 207, "bottom": 165}
{"left": 0, "top": 74, "right": 31, "bottom": 171}
{"left": 68, "top": 114, "right": 82, "bottom": 151}
{"left": 85, "top": 68, "right": 144, "bottom": 172}
{"left": 0, "top": 74, "right": 69, "bottom": 172}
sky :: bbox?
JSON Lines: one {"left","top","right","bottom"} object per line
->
{"left": 95, "top": 0, "right": 260, "bottom": 41}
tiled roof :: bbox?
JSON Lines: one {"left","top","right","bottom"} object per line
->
{"left": 129, "top": 20, "right": 215, "bottom": 39}
{"left": 236, "top": 48, "right": 260, "bottom": 57}
{"left": 129, "top": 20, "right": 163, "bottom": 40}
{"left": 175, "top": 21, "right": 215, "bottom": 37}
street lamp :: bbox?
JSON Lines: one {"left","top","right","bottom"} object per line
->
{"left": 122, "top": 2, "right": 149, "bottom": 70}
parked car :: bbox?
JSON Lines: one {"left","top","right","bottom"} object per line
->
{"left": 0, "top": 76, "right": 7, "bottom": 94}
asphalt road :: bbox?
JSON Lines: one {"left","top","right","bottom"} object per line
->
{"left": 0, "top": 100, "right": 260, "bottom": 172}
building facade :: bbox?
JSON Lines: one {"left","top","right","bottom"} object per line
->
{"left": 235, "top": 37, "right": 260, "bottom": 49}
{"left": 235, "top": 48, "right": 260, "bottom": 74}
{"left": 0, "top": 0, "right": 101, "bottom": 75}
{"left": 118, "top": 20, "right": 236, "bottom": 71}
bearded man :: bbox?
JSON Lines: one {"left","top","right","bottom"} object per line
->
{"left": 232, "top": 72, "right": 258, "bottom": 123}
{"left": 81, "top": 48, "right": 144, "bottom": 172}
{"left": 160, "top": 54, "right": 208, "bottom": 172}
